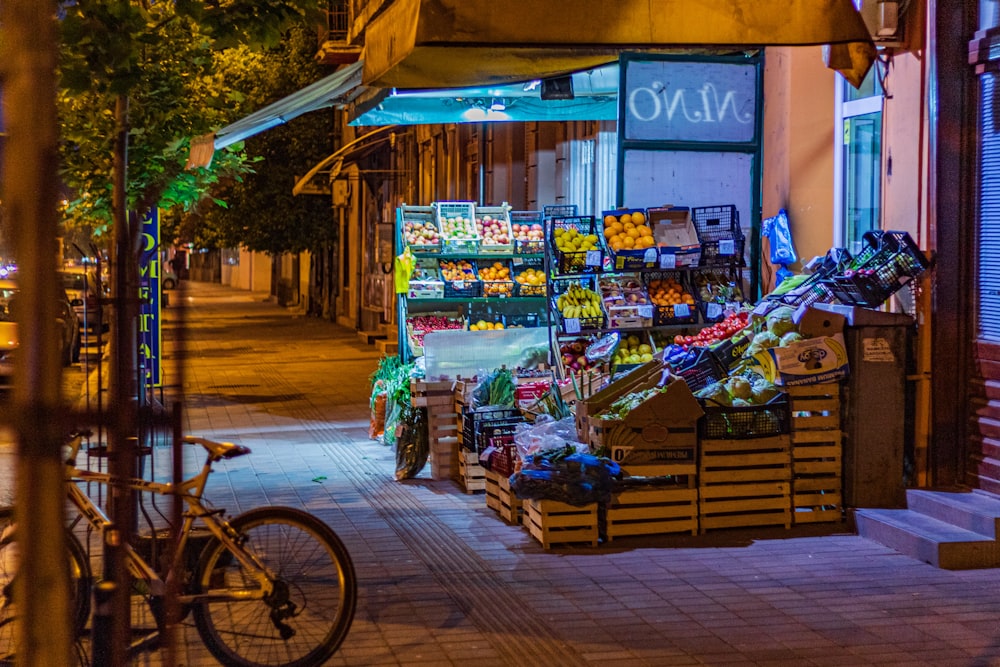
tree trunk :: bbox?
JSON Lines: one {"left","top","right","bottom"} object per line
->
{"left": 0, "top": 1, "right": 74, "bottom": 665}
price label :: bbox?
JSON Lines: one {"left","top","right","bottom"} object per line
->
{"left": 706, "top": 302, "right": 723, "bottom": 319}
{"left": 638, "top": 305, "right": 654, "bottom": 318}
{"left": 659, "top": 253, "right": 677, "bottom": 269}
{"left": 564, "top": 318, "right": 582, "bottom": 334}
{"left": 719, "top": 239, "right": 736, "bottom": 256}
{"left": 512, "top": 257, "right": 524, "bottom": 266}
{"left": 585, "top": 250, "right": 601, "bottom": 267}
{"left": 643, "top": 248, "right": 658, "bottom": 263}
{"left": 454, "top": 280, "right": 467, "bottom": 289}
{"left": 753, "top": 301, "right": 772, "bottom": 316}
{"left": 674, "top": 303, "right": 691, "bottom": 318}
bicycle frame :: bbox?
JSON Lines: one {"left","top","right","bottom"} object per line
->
{"left": 65, "top": 436, "right": 275, "bottom": 605}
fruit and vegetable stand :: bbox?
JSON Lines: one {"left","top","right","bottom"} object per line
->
{"left": 382, "top": 215, "right": 930, "bottom": 549}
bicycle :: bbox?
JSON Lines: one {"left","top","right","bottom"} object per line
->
{"left": 0, "top": 432, "right": 357, "bottom": 667}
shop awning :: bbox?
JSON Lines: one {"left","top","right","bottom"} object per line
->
{"left": 350, "top": 62, "right": 619, "bottom": 126}
{"left": 362, "top": 0, "right": 876, "bottom": 89}
{"left": 212, "top": 60, "right": 365, "bottom": 152}
{"left": 292, "top": 125, "right": 399, "bottom": 196}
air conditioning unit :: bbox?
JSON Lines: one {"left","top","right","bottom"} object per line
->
{"left": 858, "top": 0, "right": 906, "bottom": 48}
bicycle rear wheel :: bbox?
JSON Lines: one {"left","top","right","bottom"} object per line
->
{"left": 0, "top": 506, "right": 91, "bottom": 664}
{"left": 193, "top": 506, "right": 356, "bottom": 667}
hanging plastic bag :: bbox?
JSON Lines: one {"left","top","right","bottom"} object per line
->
{"left": 395, "top": 406, "right": 429, "bottom": 480}
{"left": 383, "top": 398, "right": 403, "bottom": 448}
{"left": 394, "top": 247, "right": 416, "bottom": 294}
{"left": 761, "top": 209, "right": 798, "bottom": 266}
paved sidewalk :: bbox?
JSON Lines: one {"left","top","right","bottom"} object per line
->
{"left": 152, "top": 282, "right": 1000, "bottom": 667}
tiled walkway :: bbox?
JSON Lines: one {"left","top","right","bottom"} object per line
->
{"left": 144, "top": 282, "right": 1000, "bottom": 666}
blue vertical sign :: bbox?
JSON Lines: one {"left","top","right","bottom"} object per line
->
{"left": 139, "top": 209, "right": 162, "bottom": 388}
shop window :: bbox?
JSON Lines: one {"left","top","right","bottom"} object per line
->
{"left": 977, "top": 71, "right": 1000, "bottom": 342}
{"left": 835, "top": 67, "right": 884, "bottom": 253}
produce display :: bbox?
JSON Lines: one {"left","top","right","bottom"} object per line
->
{"left": 559, "top": 338, "right": 600, "bottom": 373}
{"left": 672, "top": 310, "right": 749, "bottom": 350}
{"left": 693, "top": 270, "right": 744, "bottom": 304}
{"left": 439, "top": 259, "right": 477, "bottom": 282}
{"left": 555, "top": 283, "right": 604, "bottom": 326}
{"left": 553, "top": 227, "right": 601, "bottom": 254}
{"left": 438, "top": 214, "right": 478, "bottom": 242}
{"left": 407, "top": 315, "right": 464, "bottom": 351}
{"left": 469, "top": 318, "right": 506, "bottom": 331}
{"left": 612, "top": 334, "right": 655, "bottom": 366}
{"left": 647, "top": 276, "right": 696, "bottom": 313}
{"left": 403, "top": 219, "right": 441, "bottom": 249}
{"left": 476, "top": 215, "right": 512, "bottom": 250}
{"left": 603, "top": 211, "right": 656, "bottom": 253}
{"left": 511, "top": 222, "right": 545, "bottom": 244}
{"left": 514, "top": 266, "right": 546, "bottom": 295}
{"left": 479, "top": 261, "right": 514, "bottom": 297}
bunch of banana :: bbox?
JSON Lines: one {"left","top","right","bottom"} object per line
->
{"left": 556, "top": 283, "right": 604, "bottom": 321}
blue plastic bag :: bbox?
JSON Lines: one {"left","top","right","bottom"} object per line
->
{"left": 761, "top": 209, "right": 798, "bottom": 266}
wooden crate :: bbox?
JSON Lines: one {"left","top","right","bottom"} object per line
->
{"left": 605, "top": 485, "right": 698, "bottom": 540}
{"left": 412, "top": 380, "right": 460, "bottom": 480}
{"left": 788, "top": 384, "right": 844, "bottom": 524}
{"left": 525, "top": 499, "right": 599, "bottom": 549}
{"left": 457, "top": 450, "right": 486, "bottom": 493}
{"left": 699, "top": 435, "right": 792, "bottom": 532}
{"left": 485, "top": 469, "right": 522, "bottom": 524}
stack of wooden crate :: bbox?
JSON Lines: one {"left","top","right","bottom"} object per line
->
{"left": 484, "top": 469, "right": 522, "bottom": 524}
{"left": 524, "top": 499, "right": 599, "bottom": 550}
{"left": 410, "top": 379, "right": 459, "bottom": 480}
{"left": 788, "top": 383, "right": 844, "bottom": 523}
{"left": 698, "top": 434, "right": 793, "bottom": 531}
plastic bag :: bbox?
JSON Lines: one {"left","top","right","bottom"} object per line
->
{"left": 369, "top": 392, "right": 387, "bottom": 440}
{"left": 395, "top": 406, "right": 429, "bottom": 480}
{"left": 383, "top": 398, "right": 403, "bottom": 448}
{"left": 510, "top": 448, "right": 621, "bottom": 506}
{"left": 761, "top": 209, "right": 798, "bottom": 266}
{"left": 513, "top": 415, "right": 588, "bottom": 460}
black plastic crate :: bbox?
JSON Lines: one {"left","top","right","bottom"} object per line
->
{"left": 769, "top": 272, "right": 837, "bottom": 309}
{"left": 671, "top": 347, "right": 724, "bottom": 392}
{"left": 461, "top": 406, "right": 522, "bottom": 452}
{"left": 643, "top": 271, "right": 697, "bottom": 326}
{"left": 510, "top": 210, "right": 546, "bottom": 255}
{"left": 692, "top": 205, "right": 745, "bottom": 267}
{"left": 543, "top": 204, "right": 578, "bottom": 219}
{"left": 549, "top": 216, "right": 603, "bottom": 275}
{"left": 824, "top": 231, "right": 930, "bottom": 308}
{"left": 698, "top": 393, "right": 791, "bottom": 440}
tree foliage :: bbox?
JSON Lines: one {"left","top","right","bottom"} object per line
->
{"left": 55, "top": 0, "right": 320, "bottom": 244}
{"left": 179, "top": 25, "right": 340, "bottom": 255}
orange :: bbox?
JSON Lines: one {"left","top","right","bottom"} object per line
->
{"left": 632, "top": 211, "right": 646, "bottom": 224}
{"left": 603, "top": 215, "right": 617, "bottom": 226}
{"left": 619, "top": 213, "right": 632, "bottom": 225}
{"left": 638, "top": 225, "right": 652, "bottom": 237}
{"left": 622, "top": 236, "right": 635, "bottom": 249}
{"left": 604, "top": 227, "right": 617, "bottom": 240}
{"left": 626, "top": 227, "right": 641, "bottom": 240}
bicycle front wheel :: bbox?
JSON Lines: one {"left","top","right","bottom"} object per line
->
{"left": 0, "top": 506, "right": 91, "bottom": 664}
{"left": 193, "top": 507, "right": 356, "bottom": 667}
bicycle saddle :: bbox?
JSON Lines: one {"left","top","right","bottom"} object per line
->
{"left": 183, "top": 436, "right": 252, "bottom": 460}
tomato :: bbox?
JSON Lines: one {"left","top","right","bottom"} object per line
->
{"left": 674, "top": 335, "right": 685, "bottom": 345}
{"left": 684, "top": 336, "right": 694, "bottom": 344}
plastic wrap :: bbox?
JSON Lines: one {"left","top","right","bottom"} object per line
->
{"left": 510, "top": 447, "right": 621, "bottom": 506}
{"left": 395, "top": 406, "right": 429, "bottom": 480}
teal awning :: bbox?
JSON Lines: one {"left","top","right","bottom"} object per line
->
{"left": 213, "top": 60, "right": 364, "bottom": 150}
{"left": 350, "top": 63, "right": 619, "bottom": 126}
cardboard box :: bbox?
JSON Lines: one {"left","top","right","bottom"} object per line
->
{"left": 647, "top": 206, "right": 702, "bottom": 268}
{"left": 586, "top": 377, "right": 704, "bottom": 471}
{"left": 749, "top": 307, "right": 850, "bottom": 386}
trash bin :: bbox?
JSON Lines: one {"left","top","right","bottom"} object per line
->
{"left": 839, "top": 311, "right": 915, "bottom": 508}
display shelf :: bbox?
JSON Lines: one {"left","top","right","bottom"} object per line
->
{"left": 397, "top": 204, "right": 553, "bottom": 364}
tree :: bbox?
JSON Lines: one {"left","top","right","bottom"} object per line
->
{"left": 173, "top": 25, "right": 340, "bottom": 256}
{"left": 47, "top": 2, "right": 322, "bottom": 663}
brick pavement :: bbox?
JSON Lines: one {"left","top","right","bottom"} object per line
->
{"left": 136, "top": 281, "right": 1000, "bottom": 666}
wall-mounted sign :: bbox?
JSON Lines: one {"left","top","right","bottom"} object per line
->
{"left": 622, "top": 59, "right": 757, "bottom": 144}
{"left": 139, "top": 209, "right": 162, "bottom": 388}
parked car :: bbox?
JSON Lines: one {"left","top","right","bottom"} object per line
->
{"left": 59, "top": 265, "right": 108, "bottom": 331}
{"left": 0, "top": 279, "right": 81, "bottom": 389}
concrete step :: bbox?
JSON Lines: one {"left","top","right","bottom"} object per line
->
{"left": 855, "top": 507, "right": 1000, "bottom": 570}
{"left": 358, "top": 329, "right": 388, "bottom": 345}
{"left": 905, "top": 489, "right": 1000, "bottom": 539}
{"left": 375, "top": 339, "right": 398, "bottom": 355}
